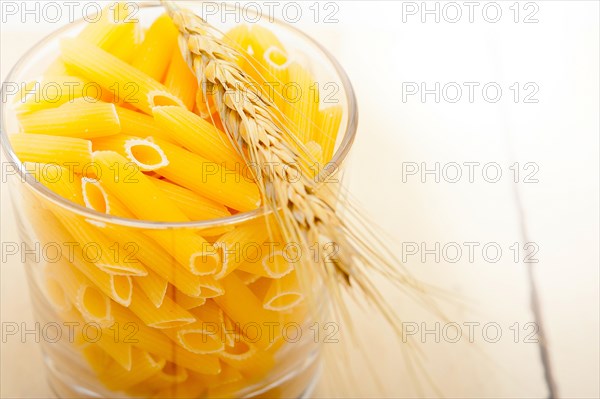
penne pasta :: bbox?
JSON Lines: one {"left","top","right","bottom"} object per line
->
{"left": 59, "top": 211, "right": 148, "bottom": 277}
{"left": 110, "top": 305, "right": 222, "bottom": 375}
{"left": 151, "top": 138, "right": 261, "bottom": 212}
{"left": 168, "top": 301, "right": 226, "bottom": 354}
{"left": 128, "top": 362, "right": 189, "bottom": 394}
{"left": 15, "top": 75, "right": 88, "bottom": 113}
{"left": 91, "top": 150, "right": 186, "bottom": 221}
{"left": 147, "top": 176, "right": 231, "bottom": 222}
{"left": 60, "top": 38, "right": 183, "bottom": 114}
{"left": 152, "top": 105, "right": 243, "bottom": 171}
{"left": 234, "top": 270, "right": 261, "bottom": 286}
{"left": 97, "top": 348, "right": 165, "bottom": 391}
{"left": 256, "top": 272, "right": 304, "bottom": 312}
{"left": 18, "top": 101, "right": 121, "bottom": 138}
{"left": 104, "top": 226, "right": 212, "bottom": 298}
{"left": 284, "top": 63, "right": 320, "bottom": 144}
{"left": 93, "top": 134, "right": 169, "bottom": 171}
{"left": 9, "top": 134, "right": 92, "bottom": 174}
{"left": 237, "top": 247, "right": 296, "bottom": 279}
{"left": 164, "top": 39, "right": 197, "bottom": 110}
{"left": 131, "top": 14, "right": 179, "bottom": 82}
{"left": 317, "top": 104, "right": 343, "bottom": 162}
{"left": 213, "top": 220, "right": 271, "bottom": 279}
{"left": 129, "top": 284, "right": 195, "bottom": 329}
{"left": 42, "top": 269, "right": 72, "bottom": 313}
{"left": 213, "top": 274, "right": 282, "bottom": 349}
{"left": 81, "top": 177, "right": 109, "bottom": 213}
{"left": 96, "top": 332, "right": 133, "bottom": 371}
{"left": 46, "top": 260, "right": 114, "bottom": 327}
{"left": 114, "top": 106, "right": 175, "bottom": 142}
{"left": 136, "top": 269, "right": 169, "bottom": 308}
{"left": 167, "top": 285, "right": 207, "bottom": 310}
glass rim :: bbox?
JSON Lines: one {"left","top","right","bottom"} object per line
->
{"left": 0, "top": 2, "right": 358, "bottom": 230}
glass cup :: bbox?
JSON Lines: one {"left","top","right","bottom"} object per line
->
{"left": 0, "top": 3, "right": 357, "bottom": 398}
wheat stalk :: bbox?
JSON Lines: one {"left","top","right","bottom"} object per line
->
{"left": 161, "top": 4, "right": 444, "bottom": 389}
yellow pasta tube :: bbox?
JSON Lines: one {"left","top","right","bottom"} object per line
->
{"left": 60, "top": 38, "right": 184, "bottom": 114}
{"left": 104, "top": 226, "right": 211, "bottom": 298}
{"left": 213, "top": 274, "right": 282, "bottom": 349}
{"left": 18, "top": 101, "right": 121, "bottom": 138}
{"left": 169, "top": 301, "right": 226, "bottom": 354}
{"left": 147, "top": 176, "right": 231, "bottom": 221}
{"left": 58, "top": 211, "right": 148, "bottom": 277}
{"left": 114, "top": 106, "right": 175, "bottom": 142}
{"left": 234, "top": 270, "right": 261, "bottom": 286}
{"left": 79, "top": 2, "right": 137, "bottom": 50}
{"left": 23, "top": 162, "right": 83, "bottom": 204}
{"left": 305, "top": 140, "right": 324, "bottom": 165}
{"left": 129, "top": 284, "right": 196, "bottom": 329}
{"left": 213, "top": 220, "right": 271, "bottom": 279}
{"left": 97, "top": 348, "right": 165, "bottom": 391}
{"left": 168, "top": 286, "right": 207, "bottom": 310}
{"left": 46, "top": 260, "right": 114, "bottom": 327}
{"left": 93, "top": 134, "right": 169, "bottom": 171}
{"left": 136, "top": 269, "right": 169, "bottom": 308}
{"left": 91, "top": 150, "right": 185, "bottom": 221}
{"left": 15, "top": 75, "right": 88, "bottom": 113}
{"left": 217, "top": 337, "right": 275, "bottom": 378}
{"left": 9, "top": 134, "right": 92, "bottom": 174}
{"left": 30, "top": 209, "right": 133, "bottom": 307}
{"left": 317, "top": 104, "right": 343, "bottom": 162}
{"left": 131, "top": 14, "right": 179, "bottom": 81}
{"left": 256, "top": 272, "right": 304, "bottom": 311}
{"left": 42, "top": 268, "right": 72, "bottom": 314}
{"left": 285, "top": 63, "right": 320, "bottom": 144}
{"left": 110, "top": 305, "right": 221, "bottom": 375}
{"left": 96, "top": 332, "right": 133, "bottom": 371}
{"left": 152, "top": 105, "right": 243, "bottom": 170}
{"left": 164, "top": 40, "right": 197, "bottom": 110}
{"left": 152, "top": 138, "right": 261, "bottom": 212}
{"left": 237, "top": 247, "right": 295, "bottom": 278}
{"left": 128, "top": 362, "right": 189, "bottom": 394}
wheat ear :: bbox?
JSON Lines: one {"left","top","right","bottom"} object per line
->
{"left": 161, "top": 1, "right": 442, "bottom": 351}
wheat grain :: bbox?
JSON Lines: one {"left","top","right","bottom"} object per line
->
{"left": 161, "top": 0, "right": 440, "bottom": 354}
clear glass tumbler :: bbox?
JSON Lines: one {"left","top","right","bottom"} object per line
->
{"left": 1, "top": 3, "right": 357, "bottom": 398}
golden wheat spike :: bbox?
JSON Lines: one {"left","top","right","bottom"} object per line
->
{"left": 161, "top": 2, "right": 443, "bottom": 357}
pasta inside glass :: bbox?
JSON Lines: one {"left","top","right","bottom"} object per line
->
{"left": 0, "top": 3, "right": 357, "bottom": 398}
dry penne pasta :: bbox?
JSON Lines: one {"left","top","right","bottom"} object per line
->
{"left": 237, "top": 247, "right": 296, "bottom": 278}
{"left": 164, "top": 40, "right": 197, "bottom": 110}
{"left": 131, "top": 14, "right": 179, "bottom": 81}
{"left": 96, "top": 347, "right": 165, "bottom": 391}
{"left": 18, "top": 101, "right": 121, "bottom": 138}
{"left": 253, "top": 272, "right": 304, "bottom": 311}
{"left": 152, "top": 105, "right": 243, "bottom": 170}
{"left": 129, "top": 284, "right": 195, "bottom": 329}
{"left": 213, "top": 274, "right": 282, "bottom": 349}
{"left": 110, "top": 305, "right": 221, "bottom": 375}
{"left": 284, "top": 63, "right": 320, "bottom": 144}
{"left": 15, "top": 75, "right": 88, "bottom": 113}
{"left": 60, "top": 38, "right": 183, "bottom": 114}
{"left": 114, "top": 105, "right": 176, "bottom": 142}
{"left": 136, "top": 269, "right": 169, "bottom": 308}
{"left": 151, "top": 138, "right": 260, "bottom": 212}
{"left": 46, "top": 260, "right": 114, "bottom": 327}
{"left": 317, "top": 104, "right": 343, "bottom": 162}
{"left": 11, "top": 11, "right": 333, "bottom": 399}
{"left": 9, "top": 134, "right": 92, "bottom": 174}
{"left": 93, "top": 134, "right": 169, "bottom": 171}
{"left": 213, "top": 220, "right": 271, "bottom": 279}
{"left": 147, "top": 176, "right": 230, "bottom": 221}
